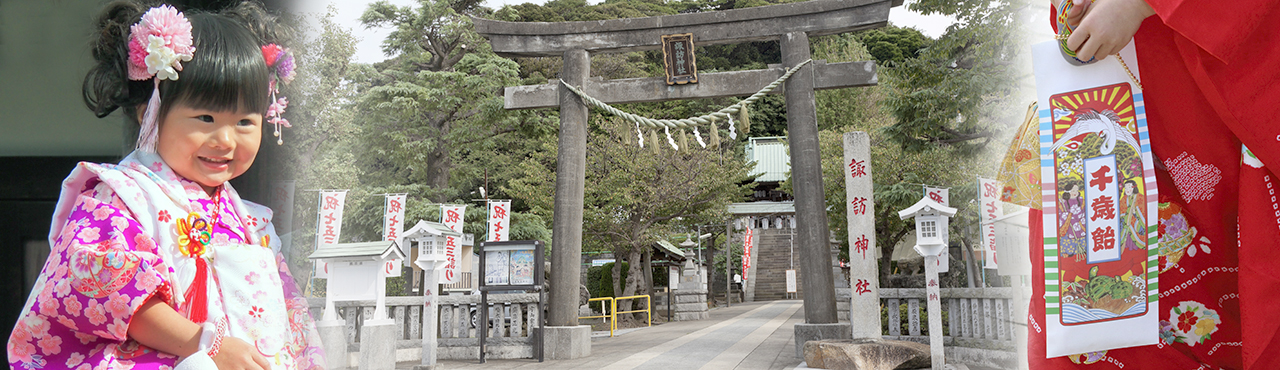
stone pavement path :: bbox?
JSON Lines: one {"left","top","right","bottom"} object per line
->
{"left": 398, "top": 300, "right": 805, "bottom": 370}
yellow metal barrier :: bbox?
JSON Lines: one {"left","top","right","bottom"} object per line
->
{"left": 577, "top": 295, "right": 653, "bottom": 337}
{"left": 613, "top": 294, "right": 652, "bottom": 328}
{"left": 578, "top": 297, "right": 616, "bottom": 337}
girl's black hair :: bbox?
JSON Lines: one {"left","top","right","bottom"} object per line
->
{"left": 83, "top": 1, "right": 286, "bottom": 125}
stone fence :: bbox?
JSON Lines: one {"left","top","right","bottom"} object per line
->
{"left": 839, "top": 287, "right": 1022, "bottom": 369}
{"left": 307, "top": 293, "right": 540, "bottom": 366}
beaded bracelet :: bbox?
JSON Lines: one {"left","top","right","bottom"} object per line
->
{"left": 198, "top": 321, "right": 226, "bottom": 357}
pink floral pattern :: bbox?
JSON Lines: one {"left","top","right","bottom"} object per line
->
{"left": 8, "top": 153, "right": 324, "bottom": 369}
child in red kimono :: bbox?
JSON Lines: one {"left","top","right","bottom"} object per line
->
{"left": 1032, "top": 0, "right": 1280, "bottom": 368}
{"left": 6, "top": 2, "right": 320, "bottom": 369}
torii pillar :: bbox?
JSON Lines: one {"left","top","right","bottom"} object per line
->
{"left": 548, "top": 48, "right": 593, "bottom": 359}
{"left": 780, "top": 30, "right": 850, "bottom": 353}
{"left": 473, "top": 0, "right": 898, "bottom": 359}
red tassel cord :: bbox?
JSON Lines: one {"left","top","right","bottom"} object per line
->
{"left": 184, "top": 257, "right": 209, "bottom": 323}
{"left": 176, "top": 189, "right": 220, "bottom": 323}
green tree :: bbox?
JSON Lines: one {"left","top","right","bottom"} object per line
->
{"left": 786, "top": 33, "right": 993, "bottom": 287}
{"left": 855, "top": 26, "right": 930, "bottom": 66}
{"left": 879, "top": 0, "right": 1029, "bottom": 155}
{"left": 283, "top": 6, "right": 363, "bottom": 281}
{"left": 336, "top": 0, "right": 556, "bottom": 248}
{"left": 353, "top": 0, "right": 545, "bottom": 205}
{"left": 507, "top": 118, "right": 753, "bottom": 319}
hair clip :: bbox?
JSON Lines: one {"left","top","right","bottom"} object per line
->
{"left": 262, "top": 44, "right": 294, "bottom": 145}
{"left": 127, "top": 5, "right": 195, "bottom": 153}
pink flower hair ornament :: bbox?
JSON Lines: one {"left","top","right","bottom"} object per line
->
{"left": 127, "top": 5, "right": 195, "bottom": 153}
{"left": 262, "top": 43, "right": 295, "bottom": 145}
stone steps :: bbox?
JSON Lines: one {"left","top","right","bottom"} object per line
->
{"left": 751, "top": 229, "right": 803, "bottom": 301}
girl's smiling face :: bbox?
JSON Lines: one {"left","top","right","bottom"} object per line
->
{"left": 154, "top": 103, "right": 262, "bottom": 195}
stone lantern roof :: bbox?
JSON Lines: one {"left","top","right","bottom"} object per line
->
{"left": 403, "top": 220, "right": 463, "bottom": 239}
{"left": 896, "top": 197, "right": 957, "bottom": 220}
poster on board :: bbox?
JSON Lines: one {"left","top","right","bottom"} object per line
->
{"left": 485, "top": 251, "right": 510, "bottom": 285}
{"left": 510, "top": 250, "right": 535, "bottom": 285}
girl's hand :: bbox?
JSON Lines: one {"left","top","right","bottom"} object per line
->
{"left": 212, "top": 336, "right": 272, "bottom": 370}
{"left": 1066, "top": 0, "right": 1156, "bottom": 62}
{"left": 1061, "top": 0, "right": 1092, "bottom": 29}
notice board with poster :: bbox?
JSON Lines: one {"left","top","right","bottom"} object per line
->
{"left": 477, "top": 240, "right": 546, "bottom": 362}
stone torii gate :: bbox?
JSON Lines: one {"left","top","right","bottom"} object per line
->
{"left": 473, "top": 0, "right": 899, "bottom": 358}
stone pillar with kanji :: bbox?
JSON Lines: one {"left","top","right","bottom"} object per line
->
{"left": 843, "top": 131, "right": 880, "bottom": 339}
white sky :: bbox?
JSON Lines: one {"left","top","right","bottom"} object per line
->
{"left": 297, "top": 0, "right": 958, "bottom": 64}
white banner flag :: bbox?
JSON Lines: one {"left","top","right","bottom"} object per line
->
{"left": 924, "top": 186, "right": 950, "bottom": 273}
{"left": 314, "top": 190, "right": 347, "bottom": 279}
{"left": 383, "top": 194, "right": 406, "bottom": 277}
{"left": 978, "top": 178, "right": 1003, "bottom": 269}
{"left": 487, "top": 200, "right": 511, "bottom": 242}
{"left": 440, "top": 205, "right": 467, "bottom": 283}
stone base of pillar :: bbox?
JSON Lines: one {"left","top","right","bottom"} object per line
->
{"left": 359, "top": 319, "right": 397, "bottom": 370}
{"left": 793, "top": 322, "right": 852, "bottom": 358}
{"left": 317, "top": 320, "right": 348, "bottom": 370}
{"left": 540, "top": 325, "right": 592, "bottom": 360}
{"left": 801, "top": 338, "right": 932, "bottom": 370}
{"left": 674, "top": 289, "right": 709, "bottom": 321}
{"left": 411, "top": 365, "right": 439, "bottom": 370}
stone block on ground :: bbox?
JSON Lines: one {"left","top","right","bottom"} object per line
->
{"left": 358, "top": 320, "right": 397, "bottom": 370}
{"left": 317, "top": 320, "right": 348, "bottom": 370}
{"left": 540, "top": 325, "right": 591, "bottom": 360}
{"left": 802, "top": 338, "right": 931, "bottom": 370}
{"left": 675, "top": 302, "right": 708, "bottom": 312}
{"left": 794, "top": 322, "right": 853, "bottom": 358}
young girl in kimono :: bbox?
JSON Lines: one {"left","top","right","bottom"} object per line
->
{"left": 1031, "top": 0, "right": 1280, "bottom": 368}
{"left": 7, "top": 2, "right": 322, "bottom": 369}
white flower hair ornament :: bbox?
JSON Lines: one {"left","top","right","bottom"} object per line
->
{"left": 127, "top": 5, "right": 195, "bottom": 153}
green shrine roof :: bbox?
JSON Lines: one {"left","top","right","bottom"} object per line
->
{"left": 655, "top": 240, "right": 688, "bottom": 261}
{"left": 308, "top": 240, "right": 405, "bottom": 261}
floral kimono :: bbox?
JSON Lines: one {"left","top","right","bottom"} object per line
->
{"left": 7, "top": 151, "right": 323, "bottom": 369}
{"left": 1030, "top": 0, "right": 1280, "bottom": 367}
{"left": 1058, "top": 195, "right": 1088, "bottom": 261}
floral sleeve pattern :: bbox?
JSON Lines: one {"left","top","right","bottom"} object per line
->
{"left": 276, "top": 253, "right": 326, "bottom": 369}
{"left": 8, "top": 181, "right": 176, "bottom": 369}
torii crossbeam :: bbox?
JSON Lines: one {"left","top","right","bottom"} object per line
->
{"left": 473, "top": 0, "right": 899, "bottom": 359}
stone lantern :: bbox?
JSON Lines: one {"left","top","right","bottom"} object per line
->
{"left": 897, "top": 197, "right": 956, "bottom": 258}
{"left": 404, "top": 220, "right": 463, "bottom": 274}
{"left": 401, "top": 220, "right": 461, "bottom": 370}
{"left": 897, "top": 195, "right": 957, "bottom": 370}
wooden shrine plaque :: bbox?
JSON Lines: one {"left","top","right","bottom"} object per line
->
{"left": 662, "top": 33, "right": 698, "bottom": 85}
